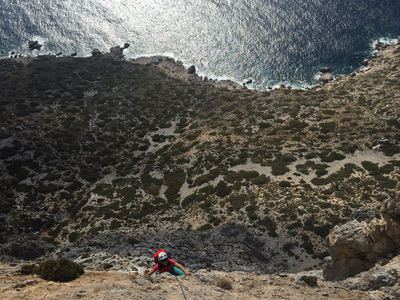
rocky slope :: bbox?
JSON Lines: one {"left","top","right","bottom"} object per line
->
{"left": 0, "top": 41, "right": 399, "bottom": 282}
{"left": 0, "top": 262, "right": 380, "bottom": 300}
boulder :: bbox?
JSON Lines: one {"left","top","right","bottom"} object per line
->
{"left": 91, "top": 49, "right": 102, "bottom": 57}
{"left": 362, "top": 59, "right": 370, "bottom": 66}
{"left": 320, "top": 73, "right": 333, "bottom": 84}
{"left": 187, "top": 65, "right": 196, "bottom": 75}
{"left": 381, "top": 199, "right": 400, "bottom": 247}
{"left": 28, "top": 41, "right": 42, "bottom": 51}
{"left": 375, "top": 42, "right": 387, "bottom": 51}
{"left": 364, "top": 269, "right": 398, "bottom": 290}
{"left": 109, "top": 46, "right": 122, "bottom": 60}
{"left": 324, "top": 198, "right": 400, "bottom": 280}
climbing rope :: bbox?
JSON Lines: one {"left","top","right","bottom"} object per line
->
{"left": 175, "top": 276, "right": 188, "bottom": 300}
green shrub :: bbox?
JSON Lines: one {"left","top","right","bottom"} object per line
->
{"left": 279, "top": 181, "right": 291, "bottom": 188}
{"left": 315, "top": 169, "right": 328, "bottom": 177}
{"left": 68, "top": 232, "right": 80, "bottom": 243}
{"left": 319, "top": 151, "right": 346, "bottom": 163}
{"left": 141, "top": 173, "right": 162, "bottom": 196}
{"left": 379, "top": 164, "right": 394, "bottom": 174}
{"left": 259, "top": 216, "right": 278, "bottom": 237}
{"left": 92, "top": 183, "right": 114, "bottom": 198}
{"left": 361, "top": 161, "right": 380, "bottom": 175}
{"left": 224, "top": 171, "right": 244, "bottom": 183}
{"left": 270, "top": 154, "right": 296, "bottom": 176}
{"left": 381, "top": 144, "right": 400, "bottom": 156}
{"left": 109, "top": 219, "right": 122, "bottom": 229}
{"left": 182, "top": 193, "right": 200, "bottom": 207}
{"left": 193, "top": 168, "right": 220, "bottom": 186}
{"left": 37, "top": 258, "right": 84, "bottom": 282}
{"left": 215, "top": 181, "right": 232, "bottom": 197}
{"left": 319, "top": 121, "right": 336, "bottom": 134}
{"left": 164, "top": 169, "right": 186, "bottom": 202}
{"left": 311, "top": 163, "right": 357, "bottom": 186}
{"left": 238, "top": 170, "right": 259, "bottom": 181}
{"left": 228, "top": 193, "right": 250, "bottom": 210}
{"left": 376, "top": 176, "right": 398, "bottom": 189}
{"left": 251, "top": 174, "right": 269, "bottom": 185}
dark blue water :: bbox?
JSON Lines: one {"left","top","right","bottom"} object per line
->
{"left": 1, "top": 0, "right": 400, "bottom": 88}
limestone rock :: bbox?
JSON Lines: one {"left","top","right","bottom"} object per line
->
{"left": 362, "top": 59, "right": 370, "bottom": 66}
{"left": 381, "top": 199, "right": 400, "bottom": 248}
{"left": 320, "top": 73, "right": 333, "bottom": 84}
{"left": 375, "top": 42, "right": 387, "bottom": 51}
{"left": 325, "top": 198, "right": 400, "bottom": 280}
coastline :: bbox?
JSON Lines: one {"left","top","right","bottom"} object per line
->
{"left": 2, "top": 37, "right": 399, "bottom": 92}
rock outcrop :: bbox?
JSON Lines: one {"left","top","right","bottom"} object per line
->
{"left": 320, "top": 72, "right": 333, "bottom": 83}
{"left": 342, "top": 255, "right": 400, "bottom": 299}
{"left": 28, "top": 41, "right": 42, "bottom": 51}
{"left": 187, "top": 65, "right": 196, "bottom": 74}
{"left": 324, "top": 198, "right": 400, "bottom": 280}
{"left": 109, "top": 43, "right": 130, "bottom": 60}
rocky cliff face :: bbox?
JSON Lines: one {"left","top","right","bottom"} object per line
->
{"left": 0, "top": 43, "right": 399, "bottom": 276}
{"left": 323, "top": 197, "right": 400, "bottom": 299}
{"left": 325, "top": 198, "right": 400, "bottom": 280}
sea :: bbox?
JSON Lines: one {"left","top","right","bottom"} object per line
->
{"left": 1, "top": 0, "right": 400, "bottom": 89}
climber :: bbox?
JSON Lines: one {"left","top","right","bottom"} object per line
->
{"left": 146, "top": 250, "right": 190, "bottom": 277}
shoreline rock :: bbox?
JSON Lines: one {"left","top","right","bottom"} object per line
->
{"left": 28, "top": 41, "right": 42, "bottom": 51}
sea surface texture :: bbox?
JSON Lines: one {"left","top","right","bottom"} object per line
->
{"left": 1, "top": 0, "right": 400, "bottom": 87}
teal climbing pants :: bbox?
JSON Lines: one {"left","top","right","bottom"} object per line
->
{"left": 170, "top": 266, "right": 185, "bottom": 276}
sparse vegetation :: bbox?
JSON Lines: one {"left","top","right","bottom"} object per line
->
{"left": 1, "top": 42, "right": 399, "bottom": 281}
